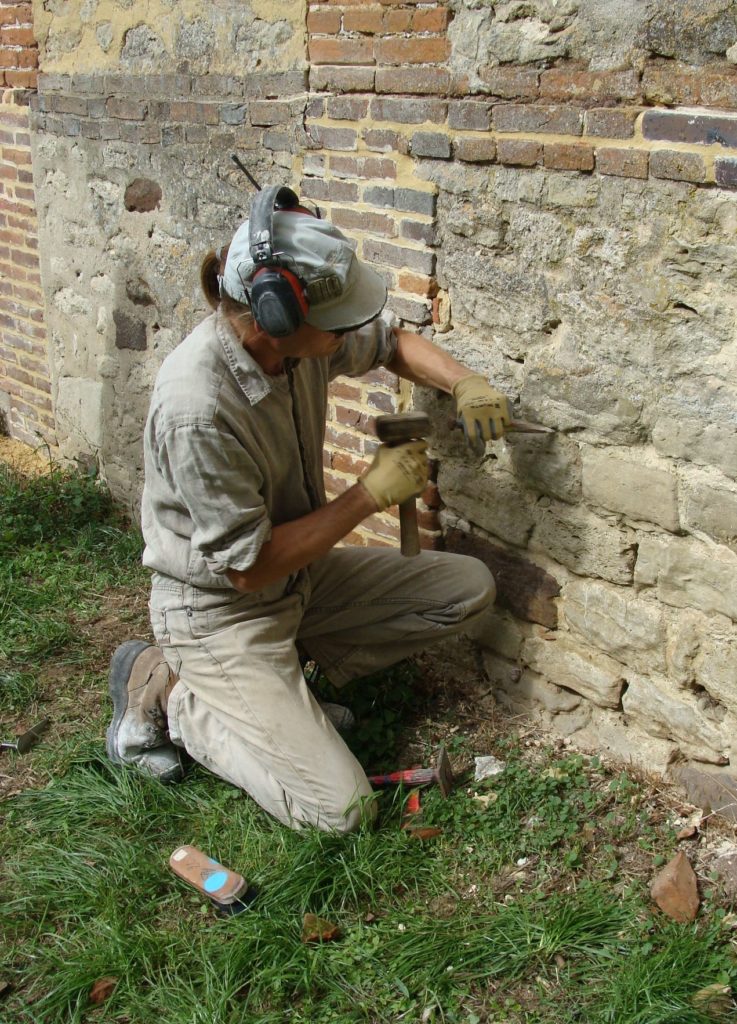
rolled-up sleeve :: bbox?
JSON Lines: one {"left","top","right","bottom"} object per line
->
{"left": 328, "top": 312, "right": 398, "bottom": 381}
{"left": 157, "top": 423, "right": 271, "bottom": 576}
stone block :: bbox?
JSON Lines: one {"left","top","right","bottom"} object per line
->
{"left": 370, "top": 97, "right": 447, "bottom": 125}
{"left": 523, "top": 635, "right": 625, "bottom": 708}
{"left": 438, "top": 463, "right": 536, "bottom": 548}
{"left": 544, "top": 143, "right": 595, "bottom": 172}
{"left": 505, "top": 433, "right": 582, "bottom": 505}
{"left": 566, "top": 706, "right": 679, "bottom": 776}
{"left": 530, "top": 501, "right": 636, "bottom": 585}
{"left": 453, "top": 137, "right": 497, "bottom": 163}
{"left": 635, "top": 535, "right": 737, "bottom": 622}
{"left": 715, "top": 158, "right": 737, "bottom": 188}
{"left": 56, "top": 376, "right": 104, "bottom": 449}
{"left": 679, "top": 466, "right": 737, "bottom": 551}
{"left": 496, "top": 138, "right": 542, "bottom": 167}
{"left": 472, "top": 607, "right": 525, "bottom": 660}
{"left": 448, "top": 101, "right": 493, "bottom": 131}
{"left": 445, "top": 528, "right": 560, "bottom": 628}
{"left": 584, "top": 108, "right": 640, "bottom": 139}
{"left": 582, "top": 447, "right": 680, "bottom": 531}
{"left": 695, "top": 629, "right": 737, "bottom": 714}
{"left": 492, "top": 664, "right": 582, "bottom": 714}
{"left": 394, "top": 188, "right": 436, "bottom": 216}
{"left": 563, "top": 578, "right": 666, "bottom": 673}
{"left": 653, "top": 413, "right": 737, "bottom": 482}
{"left": 622, "top": 672, "right": 729, "bottom": 763}
{"left": 672, "top": 764, "right": 737, "bottom": 823}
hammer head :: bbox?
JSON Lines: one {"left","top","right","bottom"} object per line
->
{"left": 375, "top": 412, "right": 430, "bottom": 444}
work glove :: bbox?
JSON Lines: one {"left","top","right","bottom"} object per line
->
{"left": 359, "top": 440, "right": 428, "bottom": 512}
{"left": 452, "top": 373, "right": 511, "bottom": 444}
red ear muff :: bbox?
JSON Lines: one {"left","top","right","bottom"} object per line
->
{"left": 250, "top": 266, "right": 309, "bottom": 338}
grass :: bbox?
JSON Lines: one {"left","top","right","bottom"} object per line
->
{"left": 0, "top": 460, "right": 736, "bottom": 1023}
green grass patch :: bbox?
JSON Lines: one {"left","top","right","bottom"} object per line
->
{"left": 1, "top": 464, "right": 736, "bottom": 1023}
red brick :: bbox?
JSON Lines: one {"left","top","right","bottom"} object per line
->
{"left": 325, "top": 424, "right": 364, "bottom": 452}
{"left": 1, "top": 25, "right": 35, "bottom": 46}
{"left": 398, "top": 271, "right": 437, "bottom": 297}
{"left": 331, "top": 207, "right": 395, "bottom": 235}
{"left": 584, "top": 107, "right": 640, "bottom": 139}
{"left": 309, "top": 37, "right": 374, "bottom": 65}
{"left": 329, "top": 382, "right": 363, "bottom": 403}
{"left": 331, "top": 450, "right": 369, "bottom": 475}
{"left": 383, "top": 9, "right": 412, "bottom": 32}
{"left": 366, "top": 389, "right": 396, "bottom": 413}
{"left": 330, "top": 154, "right": 397, "bottom": 179}
{"left": 301, "top": 177, "right": 359, "bottom": 202}
{"left": 310, "top": 125, "right": 358, "bottom": 150}
{"left": 307, "top": 8, "right": 342, "bottom": 32}
{"left": 544, "top": 142, "right": 594, "bottom": 171}
{"left": 412, "top": 7, "right": 450, "bottom": 32}
{"left": 650, "top": 149, "right": 707, "bottom": 184}
{"left": 363, "top": 128, "right": 409, "bottom": 154}
{"left": 370, "top": 96, "right": 447, "bottom": 123}
{"left": 494, "top": 103, "right": 582, "bottom": 136}
{"left": 344, "top": 7, "right": 384, "bottom": 32}
{"left": 642, "top": 63, "right": 701, "bottom": 107}
{"left": 540, "top": 69, "right": 640, "bottom": 104}
{"left": 496, "top": 138, "right": 542, "bottom": 167}
{"left": 106, "top": 97, "right": 147, "bottom": 120}
{"left": 375, "top": 66, "right": 450, "bottom": 95}
{"left": 453, "top": 137, "right": 496, "bottom": 163}
{"left": 326, "top": 96, "right": 370, "bottom": 120}
{"left": 479, "top": 66, "right": 539, "bottom": 100}
{"left": 309, "top": 65, "right": 376, "bottom": 92}
{"left": 375, "top": 36, "right": 450, "bottom": 65}
{"left": 0, "top": 6, "right": 33, "bottom": 28}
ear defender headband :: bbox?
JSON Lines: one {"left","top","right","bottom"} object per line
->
{"left": 247, "top": 185, "right": 318, "bottom": 338}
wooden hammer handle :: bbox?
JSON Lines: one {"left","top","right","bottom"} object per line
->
{"left": 399, "top": 497, "right": 420, "bottom": 557}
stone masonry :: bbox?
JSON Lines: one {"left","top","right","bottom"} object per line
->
{"left": 2, "top": 0, "right": 737, "bottom": 812}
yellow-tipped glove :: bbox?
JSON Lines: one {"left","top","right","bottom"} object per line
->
{"left": 452, "top": 373, "right": 511, "bottom": 444}
{"left": 359, "top": 440, "right": 428, "bottom": 511}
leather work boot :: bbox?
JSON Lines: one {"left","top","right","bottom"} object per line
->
{"left": 319, "top": 700, "right": 356, "bottom": 734}
{"left": 105, "top": 640, "right": 186, "bottom": 783}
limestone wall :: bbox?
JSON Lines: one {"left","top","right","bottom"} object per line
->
{"left": 12, "top": 0, "right": 737, "bottom": 804}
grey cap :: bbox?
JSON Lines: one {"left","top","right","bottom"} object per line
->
{"left": 222, "top": 211, "right": 388, "bottom": 331}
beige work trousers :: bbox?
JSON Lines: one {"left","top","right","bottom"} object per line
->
{"left": 150, "top": 547, "right": 494, "bottom": 832}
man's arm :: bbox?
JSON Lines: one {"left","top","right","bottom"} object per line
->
{"left": 386, "top": 329, "right": 473, "bottom": 393}
{"left": 387, "top": 329, "right": 512, "bottom": 444}
{"left": 226, "top": 438, "right": 428, "bottom": 593}
{"left": 226, "top": 483, "right": 376, "bottom": 592}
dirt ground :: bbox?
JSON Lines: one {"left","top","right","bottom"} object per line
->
{"left": 0, "top": 435, "right": 54, "bottom": 476}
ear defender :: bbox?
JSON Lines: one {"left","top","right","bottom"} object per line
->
{"left": 247, "top": 185, "right": 316, "bottom": 339}
{"left": 250, "top": 266, "right": 309, "bottom": 338}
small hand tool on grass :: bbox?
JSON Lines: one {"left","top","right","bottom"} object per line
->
{"left": 169, "top": 844, "right": 257, "bottom": 916}
{"left": 375, "top": 412, "right": 431, "bottom": 558}
{"left": 0, "top": 718, "right": 50, "bottom": 754}
{"left": 369, "top": 746, "right": 454, "bottom": 798}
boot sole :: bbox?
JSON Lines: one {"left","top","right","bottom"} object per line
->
{"left": 105, "top": 639, "right": 152, "bottom": 765}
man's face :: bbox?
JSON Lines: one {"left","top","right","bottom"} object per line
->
{"left": 265, "top": 321, "right": 347, "bottom": 359}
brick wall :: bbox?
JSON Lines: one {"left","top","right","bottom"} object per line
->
{"left": 0, "top": 1, "right": 51, "bottom": 445}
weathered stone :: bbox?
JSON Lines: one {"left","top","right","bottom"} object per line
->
{"left": 491, "top": 664, "right": 582, "bottom": 714}
{"left": 563, "top": 579, "right": 667, "bottom": 673}
{"left": 650, "top": 852, "right": 700, "bottom": 923}
{"left": 55, "top": 377, "right": 104, "bottom": 449}
{"left": 523, "top": 635, "right": 625, "bottom": 708}
{"left": 565, "top": 705, "right": 679, "bottom": 775}
{"left": 622, "top": 672, "right": 729, "bottom": 763}
{"left": 695, "top": 628, "right": 737, "bottom": 714}
{"left": 445, "top": 528, "right": 560, "bottom": 628}
{"left": 672, "top": 764, "right": 737, "bottom": 823}
{"left": 530, "top": 501, "right": 636, "bottom": 585}
{"left": 113, "top": 310, "right": 147, "bottom": 351}
{"left": 636, "top": 535, "right": 737, "bottom": 622}
{"left": 438, "top": 463, "right": 536, "bottom": 548}
{"left": 472, "top": 607, "right": 525, "bottom": 660}
{"left": 582, "top": 447, "right": 680, "bottom": 531}
{"left": 665, "top": 609, "right": 705, "bottom": 685}
{"left": 679, "top": 466, "right": 737, "bottom": 551}
{"left": 505, "top": 433, "right": 583, "bottom": 505}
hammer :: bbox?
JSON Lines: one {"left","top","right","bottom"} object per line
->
{"left": 375, "top": 412, "right": 430, "bottom": 558}
{"left": 368, "top": 746, "right": 454, "bottom": 798}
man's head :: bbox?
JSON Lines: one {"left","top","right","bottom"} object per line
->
{"left": 221, "top": 186, "right": 388, "bottom": 338}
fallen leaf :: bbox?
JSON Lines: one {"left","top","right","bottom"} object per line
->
{"left": 406, "top": 827, "right": 443, "bottom": 841}
{"left": 302, "top": 914, "right": 340, "bottom": 944}
{"left": 676, "top": 825, "right": 698, "bottom": 840}
{"left": 650, "top": 852, "right": 700, "bottom": 923}
{"left": 89, "top": 977, "right": 118, "bottom": 1004}
{"left": 363, "top": 912, "right": 377, "bottom": 924}
{"left": 691, "top": 983, "right": 733, "bottom": 1015}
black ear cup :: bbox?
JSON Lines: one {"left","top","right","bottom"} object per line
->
{"left": 247, "top": 185, "right": 316, "bottom": 339}
{"left": 250, "top": 267, "right": 309, "bottom": 338}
